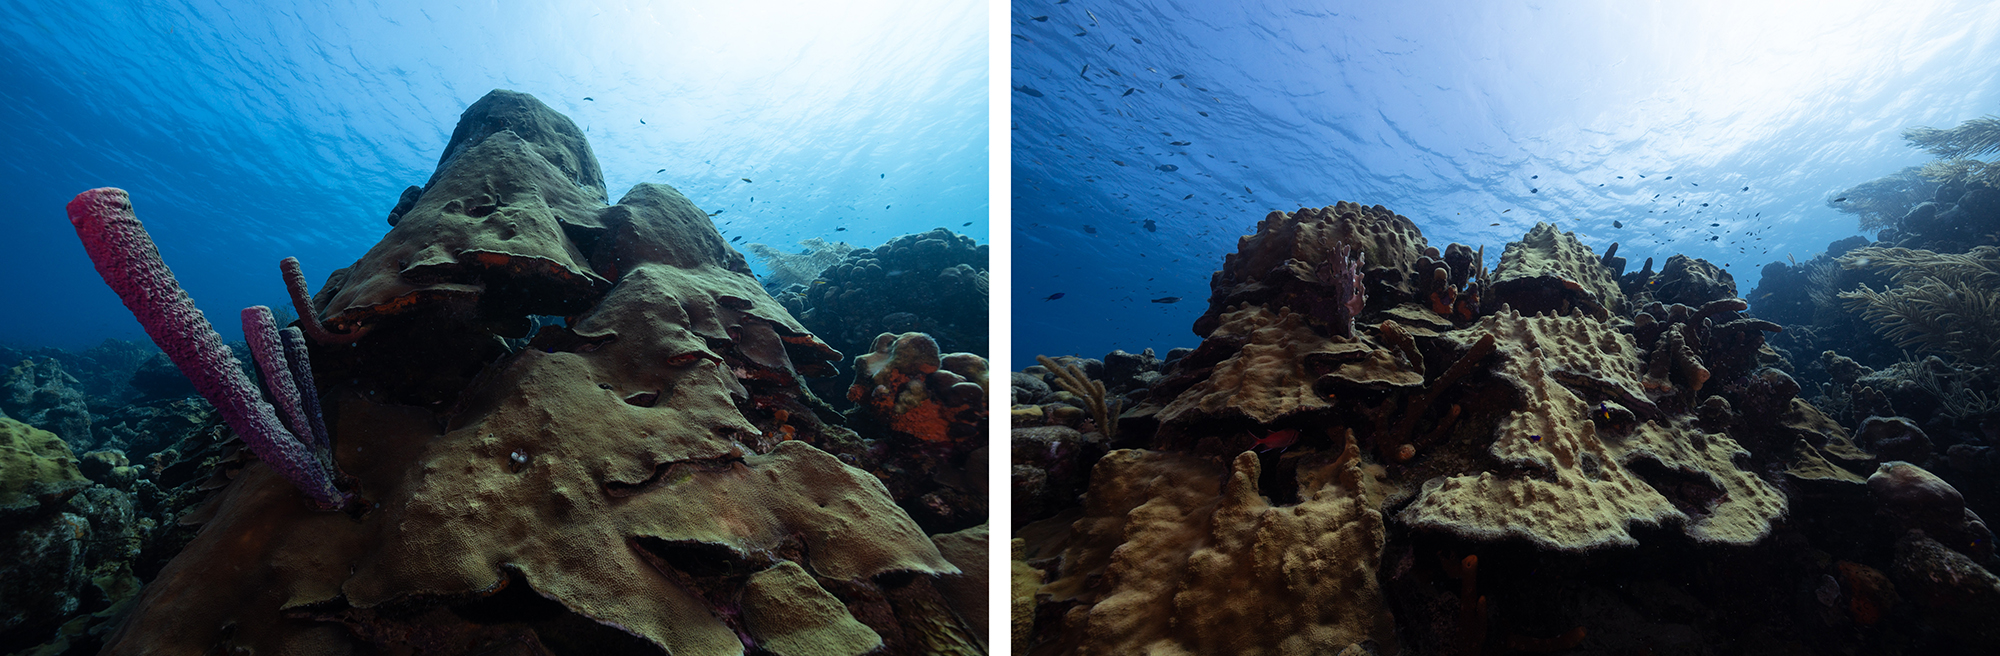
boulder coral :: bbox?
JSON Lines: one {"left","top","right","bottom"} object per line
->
{"left": 89, "top": 90, "right": 975, "bottom": 655}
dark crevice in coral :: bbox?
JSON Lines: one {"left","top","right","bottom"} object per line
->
{"left": 603, "top": 456, "right": 743, "bottom": 497}
{"left": 1624, "top": 457, "right": 1726, "bottom": 518}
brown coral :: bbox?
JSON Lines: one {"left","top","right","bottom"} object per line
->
{"left": 102, "top": 90, "right": 969, "bottom": 655}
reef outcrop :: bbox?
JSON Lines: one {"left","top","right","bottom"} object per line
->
{"left": 83, "top": 90, "right": 978, "bottom": 655}
{"left": 1016, "top": 199, "right": 1994, "bottom": 655}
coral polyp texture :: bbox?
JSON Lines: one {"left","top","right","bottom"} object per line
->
{"left": 88, "top": 90, "right": 978, "bottom": 655}
{"left": 1013, "top": 198, "right": 1996, "bottom": 655}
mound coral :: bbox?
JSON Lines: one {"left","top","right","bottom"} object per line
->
{"left": 91, "top": 90, "right": 974, "bottom": 654}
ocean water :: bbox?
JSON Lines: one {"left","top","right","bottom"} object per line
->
{"left": 1011, "top": 0, "right": 2000, "bottom": 360}
{"left": 0, "top": 0, "right": 987, "bottom": 351}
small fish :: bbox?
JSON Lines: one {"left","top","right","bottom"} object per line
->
{"left": 1709, "top": 235, "right": 1719, "bottom": 241}
{"left": 1834, "top": 197, "right": 1847, "bottom": 202}
{"left": 1182, "top": 194, "right": 1194, "bottom": 200}
{"left": 1080, "top": 64, "right": 1090, "bottom": 77}
{"left": 709, "top": 209, "right": 725, "bottom": 216}
{"left": 1113, "top": 160, "right": 1126, "bottom": 166}
{"left": 639, "top": 119, "right": 646, "bottom": 124}
{"left": 1151, "top": 296, "right": 1181, "bottom": 304}
{"left": 1084, "top": 225, "right": 1098, "bottom": 234}
{"left": 1617, "top": 176, "right": 1624, "bottom": 179}
{"left": 1529, "top": 434, "right": 1542, "bottom": 443}
{"left": 1143, "top": 219, "right": 1157, "bottom": 232}
{"left": 1244, "top": 186, "right": 1253, "bottom": 194}
{"left": 1613, "top": 220, "right": 1623, "bottom": 228}
{"left": 1031, "top": 15, "right": 1048, "bottom": 21}
{"left": 584, "top": 97, "right": 594, "bottom": 101}
{"left": 1710, "top": 222, "right": 1719, "bottom": 226}
{"left": 1087, "top": 9, "right": 1098, "bottom": 24}
{"left": 1171, "top": 74, "right": 1184, "bottom": 79}
{"left": 1169, "top": 140, "right": 1191, "bottom": 146}
{"left": 1665, "top": 176, "right": 1673, "bottom": 180}
{"left": 1044, "top": 293, "right": 1066, "bottom": 301}
{"left": 1490, "top": 222, "right": 1500, "bottom": 226}
{"left": 1691, "top": 183, "right": 1698, "bottom": 186}
{"left": 1530, "top": 188, "right": 1538, "bottom": 193}
{"left": 1701, "top": 203, "right": 1708, "bottom": 207}
{"left": 1532, "top": 175, "right": 1538, "bottom": 179}
{"left": 1503, "top": 209, "right": 1511, "bottom": 213}
{"left": 1015, "top": 85, "right": 1045, "bottom": 97}
{"left": 1132, "top": 37, "right": 1142, "bottom": 44}
{"left": 657, "top": 168, "right": 665, "bottom": 173}
{"left": 1198, "top": 111, "right": 1209, "bottom": 117}
{"left": 835, "top": 227, "right": 846, "bottom": 231}
{"left": 730, "top": 236, "right": 743, "bottom": 243}
{"left": 1122, "top": 88, "right": 1136, "bottom": 96}
{"left": 1742, "top": 186, "right": 1750, "bottom": 191}
{"left": 1252, "top": 428, "right": 1299, "bottom": 453}
{"left": 742, "top": 178, "right": 753, "bottom": 183}
{"left": 962, "top": 221, "right": 972, "bottom": 226}
{"left": 881, "top": 173, "right": 885, "bottom": 178}
{"left": 1156, "top": 164, "right": 1178, "bottom": 172}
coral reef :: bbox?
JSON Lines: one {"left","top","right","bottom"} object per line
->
{"left": 1020, "top": 199, "right": 2000, "bottom": 654}
{"left": 2, "top": 358, "right": 95, "bottom": 451}
{"left": 781, "top": 229, "right": 988, "bottom": 407}
{"left": 1837, "top": 245, "right": 2000, "bottom": 367}
{"left": 72, "top": 90, "right": 978, "bottom": 654}
{"left": 840, "top": 332, "right": 989, "bottom": 532}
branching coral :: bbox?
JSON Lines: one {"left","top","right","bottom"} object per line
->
{"left": 746, "top": 237, "right": 857, "bottom": 290}
{"left": 1036, "top": 354, "right": 1118, "bottom": 441}
{"left": 1838, "top": 246, "right": 2000, "bottom": 366}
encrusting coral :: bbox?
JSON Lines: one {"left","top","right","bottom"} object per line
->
{"left": 83, "top": 90, "right": 977, "bottom": 655}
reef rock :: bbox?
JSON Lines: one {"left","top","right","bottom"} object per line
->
{"left": 100, "top": 90, "right": 972, "bottom": 655}
{"left": 1652, "top": 254, "right": 1737, "bottom": 307}
{"left": 1, "top": 358, "right": 95, "bottom": 451}
{"left": 1194, "top": 201, "right": 1428, "bottom": 338}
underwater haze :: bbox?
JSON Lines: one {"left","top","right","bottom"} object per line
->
{"left": 1011, "top": 0, "right": 2000, "bottom": 359}
{"left": 0, "top": 0, "right": 986, "bottom": 350}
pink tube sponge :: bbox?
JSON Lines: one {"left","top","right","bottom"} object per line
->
{"left": 67, "top": 188, "right": 349, "bottom": 511}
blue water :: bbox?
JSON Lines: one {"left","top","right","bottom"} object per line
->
{"left": 1011, "top": 0, "right": 2000, "bottom": 360}
{"left": 0, "top": 0, "right": 986, "bottom": 350}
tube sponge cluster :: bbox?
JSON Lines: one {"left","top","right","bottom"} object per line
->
{"left": 66, "top": 188, "right": 349, "bottom": 511}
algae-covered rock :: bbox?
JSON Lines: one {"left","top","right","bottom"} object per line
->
{"left": 1, "top": 418, "right": 90, "bottom": 521}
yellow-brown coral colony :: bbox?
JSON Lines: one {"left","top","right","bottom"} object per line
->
{"left": 1013, "top": 200, "right": 1999, "bottom": 654}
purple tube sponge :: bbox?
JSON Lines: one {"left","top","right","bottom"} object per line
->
{"left": 280, "top": 326, "right": 332, "bottom": 456}
{"left": 243, "top": 306, "right": 332, "bottom": 475}
{"left": 67, "top": 188, "right": 350, "bottom": 511}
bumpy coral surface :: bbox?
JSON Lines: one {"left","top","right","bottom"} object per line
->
{"left": 1400, "top": 310, "right": 1787, "bottom": 549}
{"left": 1038, "top": 446, "right": 1395, "bottom": 655}
{"left": 1490, "top": 222, "right": 1626, "bottom": 317}
{"left": 99, "top": 90, "right": 974, "bottom": 655}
